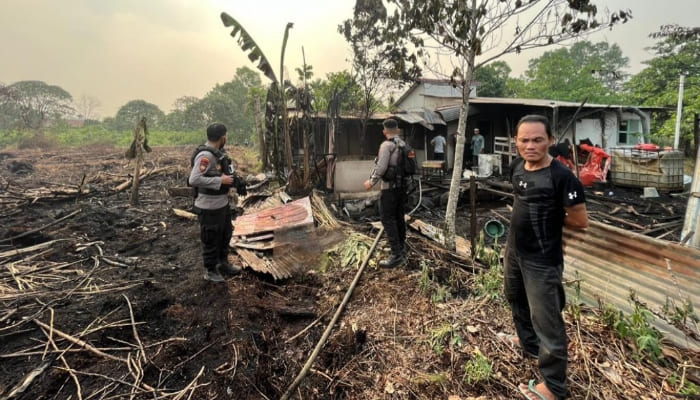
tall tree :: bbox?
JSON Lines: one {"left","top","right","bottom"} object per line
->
{"left": 163, "top": 96, "right": 201, "bottom": 130}
{"left": 75, "top": 95, "right": 101, "bottom": 122}
{"left": 472, "top": 60, "right": 512, "bottom": 97}
{"left": 310, "top": 71, "right": 364, "bottom": 116}
{"left": 379, "top": 0, "right": 631, "bottom": 249}
{"left": 5, "top": 80, "right": 74, "bottom": 130}
{"left": 514, "top": 41, "right": 629, "bottom": 103}
{"left": 625, "top": 32, "right": 700, "bottom": 148}
{"left": 114, "top": 100, "right": 165, "bottom": 131}
{"left": 340, "top": 1, "right": 419, "bottom": 156}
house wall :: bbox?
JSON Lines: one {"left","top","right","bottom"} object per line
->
{"left": 334, "top": 160, "right": 376, "bottom": 192}
{"left": 571, "top": 111, "right": 648, "bottom": 152}
{"left": 398, "top": 83, "right": 477, "bottom": 111}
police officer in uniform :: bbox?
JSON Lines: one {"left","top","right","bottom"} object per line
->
{"left": 188, "top": 123, "right": 244, "bottom": 282}
{"left": 363, "top": 118, "right": 407, "bottom": 268}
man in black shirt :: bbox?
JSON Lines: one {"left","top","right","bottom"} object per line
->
{"left": 505, "top": 115, "right": 588, "bottom": 400}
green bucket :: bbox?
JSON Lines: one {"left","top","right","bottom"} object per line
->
{"left": 484, "top": 219, "right": 505, "bottom": 239}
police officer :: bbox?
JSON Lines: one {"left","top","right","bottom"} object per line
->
{"left": 363, "top": 118, "right": 407, "bottom": 268}
{"left": 188, "top": 123, "right": 243, "bottom": 282}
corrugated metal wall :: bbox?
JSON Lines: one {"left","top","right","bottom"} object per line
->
{"left": 563, "top": 221, "right": 700, "bottom": 350}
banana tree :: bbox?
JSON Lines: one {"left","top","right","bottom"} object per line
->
{"left": 220, "top": 13, "right": 294, "bottom": 181}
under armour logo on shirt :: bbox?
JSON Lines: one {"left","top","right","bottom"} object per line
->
{"left": 568, "top": 192, "right": 577, "bottom": 200}
{"left": 518, "top": 181, "right": 527, "bottom": 189}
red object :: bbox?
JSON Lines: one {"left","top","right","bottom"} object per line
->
{"left": 634, "top": 143, "right": 660, "bottom": 151}
{"left": 578, "top": 144, "right": 611, "bottom": 187}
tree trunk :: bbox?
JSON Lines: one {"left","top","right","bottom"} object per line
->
{"left": 443, "top": 1, "right": 478, "bottom": 250}
{"left": 129, "top": 118, "right": 146, "bottom": 207}
{"left": 694, "top": 112, "right": 699, "bottom": 158}
{"left": 303, "top": 118, "right": 310, "bottom": 187}
{"left": 254, "top": 96, "right": 267, "bottom": 171}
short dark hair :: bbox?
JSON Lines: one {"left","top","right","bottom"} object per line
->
{"left": 206, "top": 123, "right": 227, "bottom": 141}
{"left": 382, "top": 118, "right": 399, "bottom": 130}
{"left": 516, "top": 114, "right": 553, "bottom": 138}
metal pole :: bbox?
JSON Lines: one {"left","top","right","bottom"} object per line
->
{"left": 674, "top": 74, "right": 685, "bottom": 150}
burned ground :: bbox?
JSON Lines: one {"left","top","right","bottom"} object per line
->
{"left": 0, "top": 146, "right": 698, "bottom": 399}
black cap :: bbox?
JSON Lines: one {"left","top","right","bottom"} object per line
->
{"left": 382, "top": 118, "right": 398, "bottom": 130}
{"left": 206, "top": 123, "right": 227, "bottom": 141}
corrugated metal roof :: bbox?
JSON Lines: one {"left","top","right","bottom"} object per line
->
{"left": 562, "top": 221, "right": 700, "bottom": 350}
{"left": 437, "top": 106, "right": 461, "bottom": 123}
{"left": 394, "top": 108, "right": 447, "bottom": 130}
{"left": 435, "top": 98, "right": 666, "bottom": 112}
{"left": 233, "top": 197, "right": 314, "bottom": 237}
{"left": 423, "top": 82, "right": 464, "bottom": 98}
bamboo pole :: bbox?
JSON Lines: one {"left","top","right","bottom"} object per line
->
{"left": 280, "top": 227, "right": 384, "bottom": 400}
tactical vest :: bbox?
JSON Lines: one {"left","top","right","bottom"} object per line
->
{"left": 190, "top": 145, "right": 233, "bottom": 196}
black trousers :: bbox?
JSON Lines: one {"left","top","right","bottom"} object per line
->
{"left": 196, "top": 206, "right": 232, "bottom": 271}
{"left": 380, "top": 187, "right": 406, "bottom": 255}
{"left": 504, "top": 244, "right": 568, "bottom": 399}
{"left": 434, "top": 152, "right": 444, "bottom": 160}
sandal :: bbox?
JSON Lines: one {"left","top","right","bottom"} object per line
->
{"left": 518, "top": 379, "right": 550, "bottom": 400}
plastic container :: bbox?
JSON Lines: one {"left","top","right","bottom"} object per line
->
{"left": 484, "top": 219, "right": 506, "bottom": 239}
{"left": 610, "top": 148, "right": 684, "bottom": 192}
{"left": 478, "top": 154, "right": 493, "bottom": 177}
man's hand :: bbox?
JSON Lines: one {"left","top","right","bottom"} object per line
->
{"left": 221, "top": 174, "right": 234, "bottom": 186}
{"left": 363, "top": 180, "right": 373, "bottom": 191}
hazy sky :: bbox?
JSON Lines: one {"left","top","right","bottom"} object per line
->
{"left": 1, "top": 0, "right": 697, "bottom": 118}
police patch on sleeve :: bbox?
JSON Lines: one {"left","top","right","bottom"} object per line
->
{"left": 198, "top": 157, "right": 210, "bottom": 173}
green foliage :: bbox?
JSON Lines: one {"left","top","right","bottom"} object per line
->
{"left": 320, "top": 232, "right": 373, "bottom": 273}
{"left": 512, "top": 41, "right": 629, "bottom": 103}
{"left": 3, "top": 80, "right": 74, "bottom": 130}
{"left": 431, "top": 285, "right": 452, "bottom": 304}
{"left": 418, "top": 260, "right": 453, "bottom": 304}
{"left": 473, "top": 61, "right": 512, "bottom": 97}
{"left": 564, "top": 271, "right": 584, "bottom": 322}
{"left": 310, "top": 71, "right": 364, "bottom": 115}
{"left": 0, "top": 126, "right": 203, "bottom": 149}
{"left": 220, "top": 12, "right": 278, "bottom": 83}
{"left": 624, "top": 34, "right": 700, "bottom": 145}
{"left": 601, "top": 299, "right": 663, "bottom": 361}
{"left": 475, "top": 231, "right": 501, "bottom": 268}
{"left": 667, "top": 372, "right": 700, "bottom": 395}
{"left": 114, "top": 100, "right": 165, "bottom": 131}
{"left": 662, "top": 296, "right": 698, "bottom": 328}
{"left": 472, "top": 233, "right": 505, "bottom": 300}
{"left": 462, "top": 349, "right": 493, "bottom": 385}
{"left": 0, "top": 130, "right": 24, "bottom": 148}
{"left": 428, "top": 323, "right": 462, "bottom": 355}
{"left": 472, "top": 264, "right": 503, "bottom": 300}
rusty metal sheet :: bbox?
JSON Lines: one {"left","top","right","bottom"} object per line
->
{"left": 563, "top": 220, "right": 700, "bottom": 350}
{"left": 236, "top": 248, "right": 293, "bottom": 280}
{"left": 233, "top": 196, "right": 313, "bottom": 237}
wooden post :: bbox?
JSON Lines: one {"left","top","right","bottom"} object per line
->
{"left": 129, "top": 118, "right": 146, "bottom": 207}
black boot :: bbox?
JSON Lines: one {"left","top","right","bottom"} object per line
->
{"left": 379, "top": 253, "right": 406, "bottom": 268}
{"left": 204, "top": 267, "right": 225, "bottom": 282}
{"left": 217, "top": 261, "right": 241, "bottom": 276}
